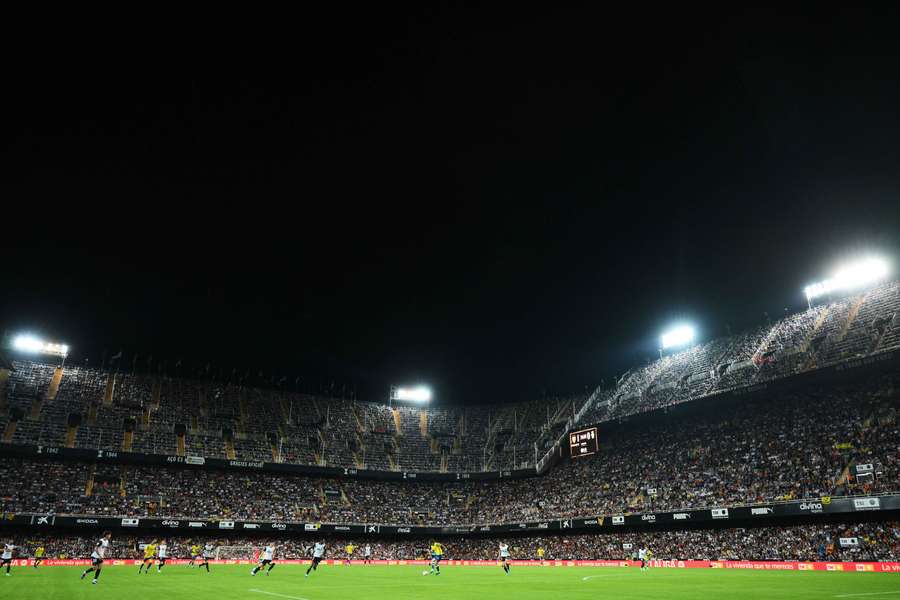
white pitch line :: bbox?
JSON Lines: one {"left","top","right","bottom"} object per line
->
{"left": 582, "top": 574, "right": 633, "bottom": 581}
{"left": 833, "top": 592, "right": 900, "bottom": 598}
{"left": 249, "top": 589, "right": 311, "bottom": 600}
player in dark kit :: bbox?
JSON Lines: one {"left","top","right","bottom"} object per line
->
{"left": 81, "top": 531, "right": 112, "bottom": 585}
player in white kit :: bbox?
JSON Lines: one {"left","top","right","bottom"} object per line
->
{"left": 251, "top": 545, "right": 276, "bottom": 576}
{"left": 306, "top": 542, "right": 326, "bottom": 577}
{"left": 1, "top": 542, "right": 16, "bottom": 576}
{"left": 364, "top": 544, "right": 372, "bottom": 565}
{"left": 157, "top": 540, "right": 169, "bottom": 573}
{"left": 198, "top": 543, "right": 214, "bottom": 573}
{"left": 498, "top": 542, "right": 511, "bottom": 575}
{"left": 638, "top": 547, "right": 650, "bottom": 571}
{"left": 81, "top": 531, "right": 112, "bottom": 584}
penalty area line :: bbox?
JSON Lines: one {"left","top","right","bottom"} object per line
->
{"left": 249, "top": 589, "right": 311, "bottom": 600}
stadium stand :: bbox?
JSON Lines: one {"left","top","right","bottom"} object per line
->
{"left": 1, "top": 376, "right": 896, "bottom": 526}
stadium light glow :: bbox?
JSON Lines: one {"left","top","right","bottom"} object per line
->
{"left": 804, "top": 257, "right": 890, "bottom": 301}
{"left": 12, "top": 334, "right": 69, "bottom": 357}
{"left": 393, "top": 386, "right": 432, "bottom": 403}
{"left": 660, "top": 325, "right": 696, "bottom": 349}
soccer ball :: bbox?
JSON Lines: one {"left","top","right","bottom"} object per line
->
{"left": 422, "top": 570, "right": 430, "bottom": 576}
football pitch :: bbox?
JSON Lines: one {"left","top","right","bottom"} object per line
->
{"left": 3, "top": 564, "right": 899, "bottom": 600}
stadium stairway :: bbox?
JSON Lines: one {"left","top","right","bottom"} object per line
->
{"left": 85, "top": 464, "right": 96, "bottom": 496}
{"left": 224, "top": 438, "right": 236, "bottom": 459}
{"left": 387, "top": 448, "right": 400, "bottom": 471}
{"left": 64, "top": 423, "right": 78, "bottom": 448}
{"left": 0, "top": 367, "right": 9, "bottom": 408}
{"left": 28, "top": 397, "right": 44, "bottom": 420}
{"left": 177, "top": 433, "right": 186, "bottom": 456}
{"left": 46, "top": 366, "right": 63, "bottom": 400}
{"left": 1, "top": 419, "right": 16, "bottom": 443}
{"left": 839, "top": 295, "right": 868, "bottom": 343}
{"left": 270, "top": 439, "right": 280, "bottom": 462}
{"left": 122, "top": 430, "right": 134, "bottom": 452}
{"left": 104, "top": 373, "right": 116, "bottom": 406}
{"left": 391, "top": 408, "right": 402, "bottom": 433}
{"left": 801, "top": 307, "right": 831, "bottom": 352}
{"left": 420, "top": 410, "right": 428, "bottom": 437}
{"left": 87, "top": 402, "right": 98, "bottom": 426}
{"left": 352, "top": 405, "right": 364, "bottom": 432}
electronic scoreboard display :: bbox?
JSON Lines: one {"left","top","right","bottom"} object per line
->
{"left": 569, "top": 427, "right": 598, "bottom": 457}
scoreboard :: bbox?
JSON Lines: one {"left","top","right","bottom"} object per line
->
{"left": 569, "top": 427, "right": 598, "bottom": 458}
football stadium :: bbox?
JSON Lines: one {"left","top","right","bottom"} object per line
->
{"left": 5, "top": 5, "right": 900, "bottom": 599}
{"left": 2, "top": 263, "right": 900, "bottom": 598}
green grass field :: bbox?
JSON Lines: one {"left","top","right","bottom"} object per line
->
{"left": 2, "top": 564, "right": 898, "bottom": 600}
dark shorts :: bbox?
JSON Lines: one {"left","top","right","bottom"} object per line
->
{"left": 312, "top": 556, "right": 323, "bottom": 567}
{"left": 431, "top": 555, "right": 442, "bottom": 563}
{"left": 92, "top": 558, "right": 104, "bottom": 567}
{"left": 0, "top": 558, "right": 11, "bottom": 565}
{"left": 259, "top": 559, "right": 272, "bottom": 566}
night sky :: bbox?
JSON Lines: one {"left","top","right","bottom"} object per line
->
{"left": 3, "top": 6, "right": 900, "bottom": 404}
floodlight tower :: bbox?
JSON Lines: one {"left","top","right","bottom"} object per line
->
{"left": 803, "top": 257, "right": 890, "bottom": 309}
{"left": 10, "top": 333, "right": 70, "bottom": 366}
{"left": 659, "top": 325, "right": 696, "bottom": 357}
{"left": 389, "top": 385, "right": 432, "bottom": 408}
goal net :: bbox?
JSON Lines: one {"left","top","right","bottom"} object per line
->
{"left": 215, "top": 546, "right": 256, "bottom": 561}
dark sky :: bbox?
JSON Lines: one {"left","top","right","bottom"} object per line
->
{"left": 2, "top": 6, "right": 900, "bottom": 404}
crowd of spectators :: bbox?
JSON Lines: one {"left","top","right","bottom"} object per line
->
{"left": 3, "top": 521, "right": 899, "bottom": 561}
{"left": 579, "top": 280, "right": 900, "bottom": 426}
{"left": 2, "top": 377, "right": 896, "bottom": 526}
{"left": 0, "top": 363, "right": 571, "bottom": 473}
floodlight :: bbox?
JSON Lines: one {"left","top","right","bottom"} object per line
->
{"left": 14, "top": 335, "right": 43, "bottom": 353}
{"left": 805, "top": 257, "right": 890, "bottom": 301}
{"left": 12, "top": 334, "right": 69, "bottom": 357}
{"left": 661, "top": 325, "right": 695, "bottom": 349}
{"left": 392, "top": 385, "right": 432, "bottom": 403}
